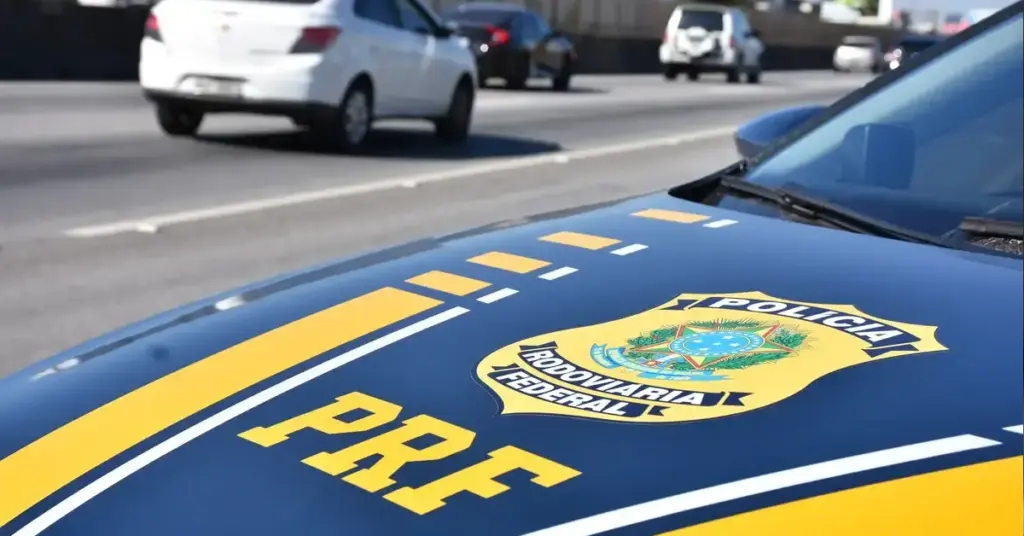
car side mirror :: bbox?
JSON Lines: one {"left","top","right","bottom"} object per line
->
{"left": 734, "top": 104, "right": 826, "bottom": 159}
{"left": 840, "top": 123, "right": 916, "bottom": 189}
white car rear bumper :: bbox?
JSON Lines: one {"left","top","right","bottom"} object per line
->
{"left": 659, "top": 43, "right": 735, "bottom": 67}
{"left": 138, "top": 39, "right": 354, "bottom": 107}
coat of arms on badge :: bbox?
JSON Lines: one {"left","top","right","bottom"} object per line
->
{"left": 591, "top": 318, "right": 807, "bottom": 383}
{"left": 476, "top": 291, "right": 946, "bottom": 423}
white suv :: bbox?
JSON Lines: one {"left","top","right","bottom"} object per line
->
{"left": 659, "top": 4, "right": 764, "bottom": 84}
{"left": 139, "top": 0, "right": 478, "bottom": 151}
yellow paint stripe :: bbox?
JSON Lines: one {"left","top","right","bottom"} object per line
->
{"left": 660, "top": 456, "right": 1024, "bottom": 536}
{"left": 632, "top": 209, "right": 710, "bottom": 224}
{"left": 406, "top": 270, "right": 491, "bottom": 296}
{"left": 0, "top": 287, "right": 441, "bottom": 527}
{"left": 539, "top": 231, "right": 622, "bottom": 250}
{"left": 467, "top": 251, "right": 551, "bottom": 274}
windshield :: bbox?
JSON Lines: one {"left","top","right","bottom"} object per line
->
{"left": 679, "top": 10, "right": 725, "bottom": 31}
{"left": 744, "top": 14, "right": 1023, "bottom": 238}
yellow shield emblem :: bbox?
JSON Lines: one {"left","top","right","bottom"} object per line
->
{"left": 476, "top": 291, "right": 946, "bottom": 423}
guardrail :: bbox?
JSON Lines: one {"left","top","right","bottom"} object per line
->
{"left": 0, "top": 0, "right": 905, "bottom": 80}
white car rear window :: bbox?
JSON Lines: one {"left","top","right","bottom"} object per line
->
{"left": 679, "top": 10, "right": 725, "bottom": 32}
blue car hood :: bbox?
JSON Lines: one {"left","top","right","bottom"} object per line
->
{"left": 1, "top": 193, "right": 1021, "bottom": 536}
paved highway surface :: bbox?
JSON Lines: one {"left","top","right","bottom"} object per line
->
{"left": 0, "top": 72, "right": 872, "bottom": 376}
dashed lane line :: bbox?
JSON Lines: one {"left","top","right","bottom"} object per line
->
{"left": 62, "top": 126, "right": 737, "bottom": 239}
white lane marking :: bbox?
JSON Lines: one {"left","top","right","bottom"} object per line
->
{"left": 63, "top": 126, "right": 737, "bottom": 238}
{"left": 11, "top": 306, "right": 470, "bottom": 536}
{"left": 539, "top": 267, "right": 577, "bottom": 281}
{"left": 477, "top": 288, "right": 518, "bottom": 304}
{"left": 610, "top": 244, "right": 648, "bottom": 256}
{"left": 1004, "top": 425, "right": 1023, "bottom": 434}
{"left": 704, "top": 219, "right": 738, "bottom": 229}
{"left": 523, "top": 434, "right": 1000, "bottom": 536}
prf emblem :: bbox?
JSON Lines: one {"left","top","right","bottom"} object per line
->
{"left": 476, "top": 291, "right": 946, "bottom": 423}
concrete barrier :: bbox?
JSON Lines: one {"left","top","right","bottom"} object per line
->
{"left": 1, "top": 0, "right": 905, "bottom": 81}
{"left": 0, "top": 2, "right": 147, "bottom": 80}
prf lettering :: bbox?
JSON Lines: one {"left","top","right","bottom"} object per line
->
{"left": 238, "top": 391, "right": 581, "bottom": 514}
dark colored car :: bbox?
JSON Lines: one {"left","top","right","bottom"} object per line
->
{"left": 883, "top": 34, "right": 944, "bottom": 71}
{"left": 440, "top": 2, "right": 576, "bottom": 91}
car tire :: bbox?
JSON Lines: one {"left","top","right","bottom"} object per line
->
{"left": 686, "top": 69, "right": 700, "bottom": 81}
{"left": 434, "top": 80, "right": 474, "bottom": 143}
{"left": 664, "top": 66, "right": 678, "bottom": 81}
{"left": 156, "top": 104, "right": 203, "bottom": 137}
{"left": 312, "top": 80, "right": 373, "bottom": 153}
{"left": 505, "top": 77, "right": 527, "bottom": 90}
{"left": 552, "top": 58, "right": 572, "bottom": 92}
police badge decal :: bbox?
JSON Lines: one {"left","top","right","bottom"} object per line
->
{"left": 476, "top": 292, "right": 946, "bottom": 423}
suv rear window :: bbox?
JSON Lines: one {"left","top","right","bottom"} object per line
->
{"left": 679, "top": 9, "right": 725, "bottom": 31}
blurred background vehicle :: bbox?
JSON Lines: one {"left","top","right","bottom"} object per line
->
{"left": 883, "top": 34, "right": 944, "bottom": 71}
{"left": 439, "top": 2, "right": 575, "bottom": 91}
{"left": 659, "top": 3, "right": 765, "bottom": 84}
{"left": 832, "top": 35, "right": 883, "bottom": 72}
{"left": 138, "top": 0, "right": 478, "bottom": 150}
{"left": 942, "top": 11, "right": 971, "bottom": 33}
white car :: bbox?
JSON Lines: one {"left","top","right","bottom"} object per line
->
{"left": 659, "top": 4, "right": 764, "bottom": 84}
{"left": 833, "top": 35, "right": 883, "bottom": 73}
{"left": 138, "top": 0, "right": 478, "bottom": 151}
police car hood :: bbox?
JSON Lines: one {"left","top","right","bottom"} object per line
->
{"left": 1, "top": 193, "right": 1021, "bottom": 536}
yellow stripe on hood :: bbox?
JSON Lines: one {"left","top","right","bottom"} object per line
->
{"left": 0, "top": 287, "right": 441, "bottom": 527}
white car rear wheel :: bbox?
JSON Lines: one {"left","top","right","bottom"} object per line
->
{"left": 435, "top": 81, "right": 474, "bottom": 143}
{"left": 341, "top": 88, "right": 371, "bottom": 147}
{"left": 156, "top": 104, "right": 203, "bottom": 137}
{"left": 313, "top": 82, "right": 373, "bottom": 153}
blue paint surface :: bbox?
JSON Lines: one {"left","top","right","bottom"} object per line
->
{"left": 1, "top": 189, "right": 1020, "bottom": 536}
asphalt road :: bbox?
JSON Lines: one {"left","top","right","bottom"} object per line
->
{"left": 0, "top": 71, "right": 872, "bottom": 376}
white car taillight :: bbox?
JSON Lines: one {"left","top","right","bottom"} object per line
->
{"left": 289, "top": 26, "right": 341, "bottom": 54}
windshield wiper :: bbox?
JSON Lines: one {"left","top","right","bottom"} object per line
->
{"left": 719, "top": 177, "right": 953, "bottom": 248}
{"left": 960, "top": 217, "right": 1024, "bottom": 239}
